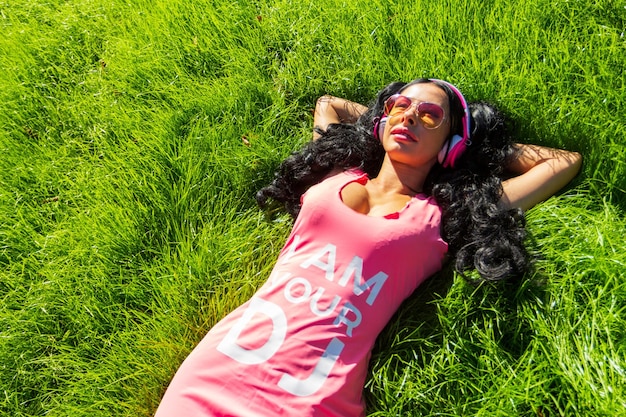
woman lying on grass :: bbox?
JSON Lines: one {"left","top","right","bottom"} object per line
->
{"left": 155, "top": 79, "right": 582, "bottom": 416}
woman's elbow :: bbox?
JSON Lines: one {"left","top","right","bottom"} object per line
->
{"left": 567, "top": 150, "right": 583, "bottom": 178}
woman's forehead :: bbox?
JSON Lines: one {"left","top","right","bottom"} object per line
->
{"left": 400, "top": 83, "right": 448, "bottom": 106}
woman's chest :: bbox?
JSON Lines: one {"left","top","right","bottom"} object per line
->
{"left": 340, "top": 181, "right": 412, "bottom": 217}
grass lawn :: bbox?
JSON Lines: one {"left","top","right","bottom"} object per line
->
{"left": 1, "top": 0, "right": 624, "bottom": 415}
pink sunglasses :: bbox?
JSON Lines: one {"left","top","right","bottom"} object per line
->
{"left": 383, "top": 94, "right": 446, "bottom": 129}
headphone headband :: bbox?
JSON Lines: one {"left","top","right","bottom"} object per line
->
{"left": 429, "top": 79, "right": 471, "bottom": 144}
{"left": 429, "top": 79, "right": 472, "bottom": 168}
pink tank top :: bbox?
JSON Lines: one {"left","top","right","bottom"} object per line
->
{"left": 155, "top": 169, "right": 448, "bottom": 417}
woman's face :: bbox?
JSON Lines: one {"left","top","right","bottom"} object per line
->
{"left": 381, "top": 82, "right": 452, "bottom": 169}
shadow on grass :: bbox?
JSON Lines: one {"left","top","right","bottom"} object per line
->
{"left": 365, "top": 262, "right": 550, "bottom": 412}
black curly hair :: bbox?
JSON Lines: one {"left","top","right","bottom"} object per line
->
{"left": 256, "top": 79, "right": 530, "bottom": 282}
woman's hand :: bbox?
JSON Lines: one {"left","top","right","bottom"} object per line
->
{"left": 501, "top": 144, "right": 583, "bottom": 211}
{"left": 313, "top": 96, "right": 368, "bottom": 140}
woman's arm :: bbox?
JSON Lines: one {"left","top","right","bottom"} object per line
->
{"left": 313, "top": 95, "right": 368, "bottom": 140}
{"left": 500, "top": 144, "right": 583, "bottom": 211}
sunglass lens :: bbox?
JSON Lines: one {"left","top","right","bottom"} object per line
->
{"left": 417, "top": 103, "right": 444, "bottom": 128}
{"left": 385, "top": 95, "right": 411, "bottom": 116}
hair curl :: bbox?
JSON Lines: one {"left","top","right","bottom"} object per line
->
{"left": 256, "top": 80, "right": 529, "bottom": 282}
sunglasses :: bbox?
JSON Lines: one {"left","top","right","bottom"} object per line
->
{"left": 383, "top": 94, "right": 446, "bottom": 129}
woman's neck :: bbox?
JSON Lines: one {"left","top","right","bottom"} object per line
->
{"left": 370, "top": 157, "right": 433, "bottom": 196}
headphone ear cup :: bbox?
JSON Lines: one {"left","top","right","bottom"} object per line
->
{"left": 438, "top": 134, "right": 466, "bottom": 168}
{"left": 374, "top": 117, "right": 387, "bottom": 140}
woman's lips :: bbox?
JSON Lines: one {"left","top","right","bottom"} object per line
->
{"left": 390, "top": 127, "right": 417, "bottom": 142}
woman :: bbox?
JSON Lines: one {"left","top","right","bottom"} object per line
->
{"left": 155, "top": 79, "right": 582, "bottom": 416}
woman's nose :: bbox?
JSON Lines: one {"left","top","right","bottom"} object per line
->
{"left": 401, "top": 106, "right": 418, "bottom": 125}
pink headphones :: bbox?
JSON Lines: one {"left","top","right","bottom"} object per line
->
{"left": 373, "top": 79, "right": 472, "bottom": 168}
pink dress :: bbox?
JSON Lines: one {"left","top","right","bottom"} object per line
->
{"left": 155, "top": 169, "right": 448, "bottom": 417}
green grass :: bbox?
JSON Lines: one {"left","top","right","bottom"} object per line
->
{"left": 0, "top": 0, "right": 624, "bottom": 415}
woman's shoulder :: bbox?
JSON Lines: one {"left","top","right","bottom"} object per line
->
{"left": 302, "top": 168, "right": 367, "bottom": 200}
{"left": 319, "top": 167, "right": 368, "bottom": 184}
